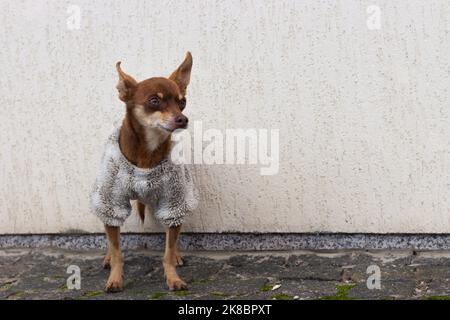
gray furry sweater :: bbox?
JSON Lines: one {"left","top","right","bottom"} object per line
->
{"left": 90, "top": 126, "right": 198, "bottom": 227}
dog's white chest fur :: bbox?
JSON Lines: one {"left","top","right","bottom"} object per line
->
{"left": 144, "top": 127, "right": 169, "bottom": 151}
{"left": 132, "top": 104, "right": 170, "bottom": 152}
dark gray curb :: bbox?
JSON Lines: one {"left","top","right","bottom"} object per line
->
{"left": 2, "top": 233, "right": 450, "bottom": 250}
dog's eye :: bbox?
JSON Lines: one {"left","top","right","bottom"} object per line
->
{"left": 179, "top": 98, "right": 186, "bottom": 110}
{"left": 149, "top": 96, "right": 160, "bottom": 106}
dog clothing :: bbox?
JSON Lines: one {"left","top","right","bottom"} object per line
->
{"left": 90, "top": 126, "right": 198, "bottom": 227}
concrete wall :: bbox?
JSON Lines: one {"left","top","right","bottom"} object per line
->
{"left": 1, "top": 0, "right": 450, "bottom": 234}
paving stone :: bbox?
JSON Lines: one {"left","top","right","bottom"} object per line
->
{"left": 1, "top": 248, "right": 450, "bottom": 300}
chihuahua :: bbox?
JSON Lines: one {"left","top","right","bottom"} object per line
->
{"left": 91, "top": 52, "right": 195, "bottom": 292}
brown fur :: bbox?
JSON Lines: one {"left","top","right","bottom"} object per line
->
{"left": 117, "top": 53, "right": 192, "bottom": 221}
{"left": 104, "top": 52, "right": 193, "bottom": 292}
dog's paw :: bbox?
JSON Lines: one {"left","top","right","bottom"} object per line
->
{"left": 102, "top": 256, "right": 111, "bottom": 269}
{"left": 105, "top": 274, "right": 123, "bottom": 293}
{"left": 167, "top": 277, "right": 188, "bottom": 291}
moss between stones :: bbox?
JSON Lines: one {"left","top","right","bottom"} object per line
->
{"left": 58, "top": 283, "right": 68, "bottom": 291}
{"left": 149, "top": 292, "right": 167, "bottom": 300}
{"left": 259, "top": 283, "right": 274, "bottom": 292}
{"left": 211, "top": 291, "right": 229, "bottom": 297}
{"left": 7, "top": 291, "right": 27, "bottom": 300}
{"left": 0, "top": 282, "right": 16, "bottom": 291}
{"left": 174, "top": 290, "right": 190, "bottom": 297}
{"left": 83, "top": 290, "right": 104, "bottom": 298}
{"left": 320, "top": 284, "right": 357, "bottom": 300}
{"left": 424, "top": 296, "right": 450, "bottom": 300}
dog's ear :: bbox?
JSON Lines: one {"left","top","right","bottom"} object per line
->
{"left": 116, "top": 62, "right": 138, "bottom": 102}
{"left": 169, "top": 52, "right": 193, "bottom": 95}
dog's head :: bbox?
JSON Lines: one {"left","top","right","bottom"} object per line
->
{"left": 116, "top": 52, "right": 193, "bottom": 133}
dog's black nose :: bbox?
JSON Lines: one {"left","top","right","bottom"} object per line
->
{"left": 175, "top": 115, "right": 189, "bottom": 128}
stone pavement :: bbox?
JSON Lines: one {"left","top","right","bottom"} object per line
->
{"left": 1, "top": 248, "right": 450, "bottom": 300}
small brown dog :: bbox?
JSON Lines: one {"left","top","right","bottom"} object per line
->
{"left": 96, "top": 52, "right": 194, "bottom": 292}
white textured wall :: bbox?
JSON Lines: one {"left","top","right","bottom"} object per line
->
{"left": 1, "top": 0, "right": 450, "bottom": 234}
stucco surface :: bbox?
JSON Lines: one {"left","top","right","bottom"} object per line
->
{"left": 1, "top": 0, "right": 450, "bottom": 234}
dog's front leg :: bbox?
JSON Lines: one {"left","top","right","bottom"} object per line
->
{"left": 105, "top": 225, "right": 124, "bottom": 292}
{"left": 163, "top": 225, "right": 187, "bottom": 291}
